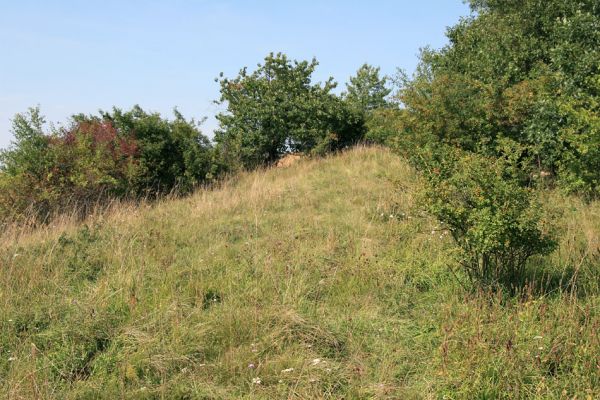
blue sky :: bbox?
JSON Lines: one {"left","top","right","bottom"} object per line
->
{"left": 0, "top": 0, "right": 471, "bottom": 149}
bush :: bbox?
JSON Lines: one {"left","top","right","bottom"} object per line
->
{"left": 84, "top": 106, "right": 214, "bottom": 195}
{"left": 419, "top": 145, "right": 557, "bottom": 290}
{"left": 0, "top": 106, "right": 213, "bottom": 224}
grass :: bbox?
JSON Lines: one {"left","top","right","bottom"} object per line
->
{"left": 0, "top": 146, "right": 598, "bottom": 399}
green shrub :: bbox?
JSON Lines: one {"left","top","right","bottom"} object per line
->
{"left": 420, "top": 146, "right": 557, "bottom": 290}
{"left": 82, "top": 106, "right": 214, "bottom": 195}
{"left": 0, "top": 106, "right": 214, "bottom": 224}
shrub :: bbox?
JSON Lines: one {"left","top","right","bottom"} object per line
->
{"left": 0, "top": 106, "right": 213, "bottom": 224}
{"left": 420, "top": 145, "right": 557, "bottom": 290}
{"left": 92, "top": 106, "right": 214, "bottom": 195}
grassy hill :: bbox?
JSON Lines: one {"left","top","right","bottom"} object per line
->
{"left": 1, "top": 147, "right": 598, "bottom": 399}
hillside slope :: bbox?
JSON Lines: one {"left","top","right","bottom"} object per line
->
{"left": 1, "top": 147, "right": 598, "bottom": 399}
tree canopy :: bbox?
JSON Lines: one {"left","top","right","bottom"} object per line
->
{"left": 214, "top": 53, "right": 365, "bottom": 170}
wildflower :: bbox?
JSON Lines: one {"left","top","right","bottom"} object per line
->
{"left": 281, "top": 368, "right": 294, "bottom": 373}
{"left": 252, "top": 377, "right": 262, "bottom": 385}
{"left": 248, "top": 363, "right": 256, "bottom": 369}
{"left": 310, "top": 358, "right": 321, "bottom": 366}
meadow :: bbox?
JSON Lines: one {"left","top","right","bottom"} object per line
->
{"left": 1, "top": 147, "right": 598, "bottom": 399}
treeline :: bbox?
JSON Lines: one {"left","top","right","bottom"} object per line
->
{"left": 1, "top": 0, "right": 598, "bottom": 289}
{"left": 0, "top": 56, "right": 389, "bottom": 224}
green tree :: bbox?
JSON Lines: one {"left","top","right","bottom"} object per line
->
{"left": 398, "top": 0, "right": 600, "bottom": 197}
{"left": 214, "top": 52, "right": 365, "bottom": 170}
{"left": 0, "top": 107, "right": 56, "bottom": 222}
{"left": 344, "top": 64, "right": 391, "bottom": 113}
{"left": 0, "top": 107, "right": 52, "bottom": 178}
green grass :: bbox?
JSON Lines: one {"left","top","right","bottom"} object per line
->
{"left": 1, "top": 147, "right": 598, "bottom": 399}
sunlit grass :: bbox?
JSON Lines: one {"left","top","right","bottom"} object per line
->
{"left": 1, "top": 147, "right": 598, "bottom": 399}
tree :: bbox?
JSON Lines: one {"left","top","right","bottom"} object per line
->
{"left": 0, "top": 107, "right": 52, "bottom": 178}
{"left": 397, "top": 0, "right": 600, "bottom": 197}
{"left": 214, "top": 52, "right": 365, "bottom": 170}
{"left": 344, "top": 64, "right": 391, "bottom": 113}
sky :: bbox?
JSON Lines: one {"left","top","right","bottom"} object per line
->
{"left": 0, "top": 0, "right": 471, "bottom": 149}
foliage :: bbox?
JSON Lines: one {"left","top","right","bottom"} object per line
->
{"left": 419, "top": 145, "right": 558, "bottom": 290}
{"left": 344, "top": 63, "right": 391, "bottom": 113}
{"left": 214, "top": 52, "right": 365, "bottom": 170}
{"left": 397, "top": 0, "right": 600, "bottom": 197}
{"left": 92, "top": 106, "right": 213, "bottom": 195}
{"left": 0, "top": 106, "right": 213, "bottom": 224}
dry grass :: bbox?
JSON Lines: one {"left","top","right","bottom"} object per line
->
{"left": 0, "top": 147, "right": 598, "bottom": 399}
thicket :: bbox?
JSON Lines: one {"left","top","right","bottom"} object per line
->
{"left": 356, "top": 0, "right": 599, "bottom": 290}
{"left": 0, "top": 106, "right": 213, "bottom": 224}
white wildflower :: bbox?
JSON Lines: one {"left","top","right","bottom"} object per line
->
{"left": 310, "top": 358, "right": 321, "bottom": 366}
{"left": 252, "top": 377, "right": 262, "bottom": 385}
{"left": 281, "top": 368, "right": 294, "bottom": 373}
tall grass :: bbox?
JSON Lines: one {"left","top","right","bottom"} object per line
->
{"left": 0, "top": 147, "right": 598, "bottom": 399}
